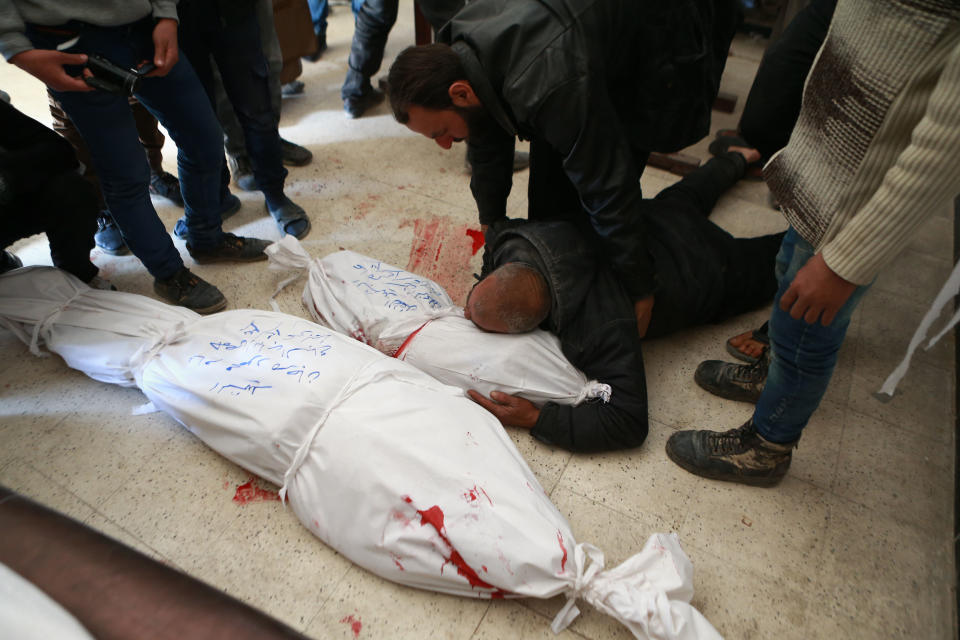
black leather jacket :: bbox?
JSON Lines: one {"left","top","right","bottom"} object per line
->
{"left": 439, "top": 0, "right": 737, "bottom": 300}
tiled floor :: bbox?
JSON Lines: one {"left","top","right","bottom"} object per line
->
{"left": 1, "top": 3, "right": 956, "bottom": 638}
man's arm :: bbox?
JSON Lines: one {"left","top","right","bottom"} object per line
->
{"left": 0, "top": 100, "right": 80, "bottom": 196}
{"left": 531, "top": 75, "right": 657, "bottom": 302}
{"left": 466, "top": 126, "right": 516, "bottom": 226}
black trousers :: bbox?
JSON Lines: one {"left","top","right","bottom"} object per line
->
{"left": 738, "top": 0, "right": 836, "bottom": 159}
{"left": 1, "top": 172, "right": 99, "bottom": 282}
{"left": 644, "top": 153, "right": 784, "bottom": 338}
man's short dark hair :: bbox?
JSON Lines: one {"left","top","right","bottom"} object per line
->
{"left": 468, "top": 263, "right": 551, "bottom": 334}
{"left": 387, "top": 44, "right": 467, "bottom": 123}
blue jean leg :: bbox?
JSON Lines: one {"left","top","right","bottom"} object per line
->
{"left": 307, "top": 0, "right": 330, "bottom": 37}
{"left": 29, "top": 21, "right": 191, "bottom": 279}
{"left": 753, "top": 227, "right": 871, "bottom": 443}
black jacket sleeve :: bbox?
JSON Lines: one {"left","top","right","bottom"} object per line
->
{"left": 528, "top": 73, "right": 657, "bottom": 300}
{"left": 466, "top": 126, "right": 516, "bottom": 226}
{"left": 0, "top": 100, "right": 79, "bottom": 198}
{"left": 530, "top": 316, "right": 648, "bottom": 453}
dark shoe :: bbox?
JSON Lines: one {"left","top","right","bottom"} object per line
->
{"left": 266, "top": 197, "right": 311, "bottom": 239}
{"left": 694, "top": 350, "right": 768, "bottom": 403}
{"left": 85, "top": 275, "right": 117, "bottom": 291}
{"left": 187, "top": 233, "right": 270, "bottom": 264}
{"left": 153, "top": 267, "right": 227, "bottom": 314}
{"left": 1, "top": 250, "right": 22, "bottom": 274}
{"left": 149, "top": 171, "right": 184, "bottom": 207}
{"left": 281, "top": 138, "right": 313, "bottom": 167}
{"left": 302, "top": 33, "right": 327, "bottom": 62}
{"left": 344, "top": 88, "right": 385, "bottom": 119}
{"left": 228, "top": 154, "right": 258, "bottom": 192}
{"left": 173, "top": 193, "right": 242, "bottom": 240}
{"left": 94, "top": 215, "right": 131, "bottom": 256}
{"left": 281, "top": 80, "right": 305, "bottom": 97}
{"left": 665, "top": 420, "right": 795, "bottom": 487}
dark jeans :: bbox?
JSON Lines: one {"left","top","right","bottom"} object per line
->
{"left": 342, "top": 0, "right": 398, "bottom": 100}
{"left": 48, "top": 91, "right": 167, "bottom": 211}
{"left": 644, "top": 153, "right": 784, "bottom": 338}
{"left": 1, "top": 172, "right": 99, "bottom": 283}
{"left": 178, "top": 1, "right": 287, "bottom": 202}
{"left": 27, "top": 18, "right": 228, "bottom": 279}
{"left": 738, "top": 0, "right": 836, "bottom": 159}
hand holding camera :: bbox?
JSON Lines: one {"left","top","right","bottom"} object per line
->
{"left": 84, "top": 55, "right": 156, "bottom": 96}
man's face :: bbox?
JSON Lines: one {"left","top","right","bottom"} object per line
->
{"left": 404, "top": 105, "right": 470, "bottom": 149}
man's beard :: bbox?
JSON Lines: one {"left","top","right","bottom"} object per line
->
{"left": 454, "top": 104, "right": 499, "bottom": 141}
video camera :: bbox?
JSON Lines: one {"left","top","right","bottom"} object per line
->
{"left": 84, "top": 55, "right": 156, "bottom": 96}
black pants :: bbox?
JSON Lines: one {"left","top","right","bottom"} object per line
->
{"left": 1, "top": 172, "right": 99, "bottom": 282}
{"left": 738, "top": 0, "right": 836, "bottom": 159}
{"left": 644, "top": 153, "right": 784, "bottom": 338}
{"left": 342, "top": 0, "right": 398, "bottom": 100}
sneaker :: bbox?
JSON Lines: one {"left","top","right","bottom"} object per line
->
{"left": 266, "top": 197, "right": 311, "bottom": 239}
{"left": 173, "top": 193, "right": 242, "bottom": 240}
{"left": 187, "top": 233, "right": 270, "bottom": 264}
{"left": 281, "top": 138, "right": 313, "bottom": 167}
{"left": 85, "top": 275, "right": 117, "bottom": 291}
{"left": 153, "top": 267, "right": 227, "bottom": 314}
{"left": 94, "top": 215, "right": 131, "bottom": 256}
{"left": 228, "top": 154, "right": 258, "bottom": 192}
{"left": 694, "top": 350, "right": 768, "bottom": 403}
{"left": 149, "top": 171, "right": 184, "bottom": 207}
{"left": 665, "top": 420, "right": 796, "bottom": 487}
{"left": 343, "top": 88, "right": 385, "bottom": 119}
{"left": 1, "top": 250, "right": 22, "bottom": 274}
{"left": 281, "top": 80, "right": 305, "bottom": 96}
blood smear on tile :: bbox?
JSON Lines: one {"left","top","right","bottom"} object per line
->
{"left": 340, "top": 614, "right": 362, "bottom": 637}
{"left": 232, "top": 477, "right": 280, "bottom": 504}
{"left": 400, "top": 217, "right": 482, "bottom": 305}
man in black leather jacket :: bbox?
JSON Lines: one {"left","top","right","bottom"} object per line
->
{"left": 388, "top": 0, "right": 739, "bottom": 334}
{"left": 464, "top": 152, "right": 784, "bottom": 453}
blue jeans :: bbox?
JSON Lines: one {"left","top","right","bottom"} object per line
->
{"left": 177, "top": 1, "right": 287, "bottom": 203}
{"left": 28, "top": 19, "right": 227, "bottom": 278}
{"left": 753, "top": 227, "right": 871, "bottom": 443}
{"left": 308, "top": 0, "right": 364, "bottom": 37}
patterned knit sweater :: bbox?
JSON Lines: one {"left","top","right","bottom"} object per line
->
{"left": 764, "top": 0, "right": 960, "bottom": 286}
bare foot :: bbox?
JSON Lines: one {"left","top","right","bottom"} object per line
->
{"left": 728, "top": 330, "right": 767, "bottom": 360}
{"left": 727, "top": 145, "right": 762, "bottom": 165}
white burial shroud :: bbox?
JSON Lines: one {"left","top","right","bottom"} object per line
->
{"left": 0, "top": 267, "right": 720, "bottom": 640}
{"left": 265, "top": 235, "right": 611, "bottom": 407}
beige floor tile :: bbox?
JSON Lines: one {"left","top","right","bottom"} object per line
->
{"left": 848, "top": 359, "right": 954, "bottom": 444}
{"left": 814, "top": 499, "right": 953, "bottom": 638}
{"left": 873, "top": 248, "right": 954, "bottom": 308}
{"left": 94, "top": 427, "right": 253, "bottom": 559}
{"left": 306, "top": 565, "right": 489, "bottom": 640}
{"left": 908, "top": 210, "right": 955, "bottom": 260}
{"left": 559, "top": 423, "right": 694, "bottom": 532}
{"left": 83, "top": 511, "right": 174, "bottom": 565}
{"left": 788, "top": 399, "right": 845, "bottom": 490}
{"left": 504, "top": 428, "right": 573, "bottom": 497}
{"left": 0, "top": 411, "right": 64, "bottom": 471}
{"left": 833, "top": 410, "right": 953, "bottom": 536}
{"left": 677, "top": 477, "right": 832, "bottom": 591}
{"left": 685, "top": 544, "right": 810, "bottom": 640}
{"left": 0, "top": 458, "right": 97, "bottom": 523}
{"left": 177, "top": 502, "right": 354, "bottom": 632}
{"left": 472, "top": 601, "right": 590, "bottom": 640}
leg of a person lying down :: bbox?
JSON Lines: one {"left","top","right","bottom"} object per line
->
{"left": 0, "top": 486, "right": 307, "bottom": 640}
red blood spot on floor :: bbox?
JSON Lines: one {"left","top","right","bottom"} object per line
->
{"left": 401, "top": 217, "right": 484, "bottom": 305}
{"left": 232, "top": 477, "right": 280, "bottom": 504}
{"left": 339, "top": 614, "right": 362, "bottom": 637}
{"left": 557, "top": 531, "right": 568, "bottom": 573}
{"left": 465, "top": 228, "right": 485, "bottom": 255}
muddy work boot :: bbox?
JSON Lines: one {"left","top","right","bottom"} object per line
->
{"left": 665, "top": 420, "right": 796, "bottom": 487}
{"left": 694, "top": 349, "right": 769, "bottom": 403}
{"left": 153, "top": 267, "right": 227, "bottom": 314}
